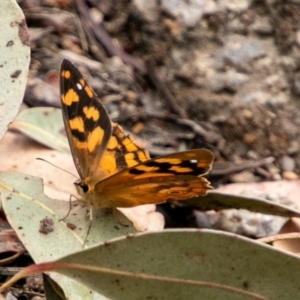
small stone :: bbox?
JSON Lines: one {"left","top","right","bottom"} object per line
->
{"left": 296, "top": 30, "right": 300, "bottom": 46}
{"left": 223, "top": 0, "right": 252, "bottom": 12}
{"left": 251, "top": 17, "right": 273, "bottom": 35}
{"left": 230, "top": 171, "right": 259, "bottom": 183}
{"left": 243, "top": 133, "right": 255, "bottom": 145}
{"left": 239, "top": 91, "right": 270, "bottom": 105}
{"left": 132, "top": 0, "right": 159, "bottom": 22}
{"left": 280, "top": 155, "right": 295, "bottom": 172}
{"left": 247, "top": 150, "right": 260, "bottom": 160}
{"left": 242, "top": 109, "right": 253, "bottom": 118}
{"left": 282, "top": 171, "right": 299, "bottom": 180}
{"left": 287, "top": 141, "right": 300, "bottom": 155}
{"left": 214, "top": 37, "right": 266, "bottom": 71}
{"left": 126, "top": 90, "right": 138, "bottom": 103}
{"left": 239, "top": 90, "right": 288, "bottom": 106}
{"left": 196, "top": 209, "right": 287, "bottom": 238}
{"left": 161, "top": 0, "right": 205, "bottom": 27}
{"left": 264, "top": 74, "right": 288, "bottom": 90}
{"left": 90, "top": 7, "right": 103, "bottom": 24}
{"left": 292, "top": 73, "right": 300, "bottom": 96}
{"left": 207, "top": 70, "right": 249, "bottom": 92}
{"left": 278, "top": 56, "right": 297, "bottom": 71}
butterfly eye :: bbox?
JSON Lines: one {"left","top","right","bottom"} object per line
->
{"left": 75, "top": 181, "right": 89, "bottom": 193}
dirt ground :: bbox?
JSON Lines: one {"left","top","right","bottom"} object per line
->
{"left": 21, "top": 0, "right": 300, "bottom": 184}
{"left": 2, "top": 0, "right": 300, "bottom": 297}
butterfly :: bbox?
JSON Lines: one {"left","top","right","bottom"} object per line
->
{"left": 60, "top": 59, "right": 214, "bottom": 208}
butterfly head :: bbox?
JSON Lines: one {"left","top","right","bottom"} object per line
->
{"left": 74, "top": 180, "right": 100, "bottom": 207}
{"left": 74, "top": 180, "right": 89, "bottom": 195}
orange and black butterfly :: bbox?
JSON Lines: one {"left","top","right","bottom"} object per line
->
{"left": 60, "top": 59, "right": 214, "bottom": 208}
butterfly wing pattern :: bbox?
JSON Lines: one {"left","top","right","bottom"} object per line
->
{"left": 60, "top": 59, "right": 214, "bottom": 209}
{"left": 97, "top": 149, "right": 214, "bottom": 207}
{"left": 60, "top": 59, "right": 112, "bottom": 182}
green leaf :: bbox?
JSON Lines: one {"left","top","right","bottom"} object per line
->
{"left": 0, "top": 171, "right": 136, "bottom": 299}
{"left": 10, "top": 107, "right": 70, "bottom": 153}
{"left": 0, "top": 171, "right": 137, "bottom": 254}
{"left": 187, "top": 191, "right": 300, "bottom": 217}
{"left": 50, "top": 229, "right": 300, "bottom": 300}
{"left": 0, "top": 0, "right": 30, "bottom": 139}
{"left": 43, "top": 274, "right": 67, "bottom": 300}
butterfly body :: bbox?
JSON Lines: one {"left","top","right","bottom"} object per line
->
{"left": 60, "top": 59, "right": 214, "bottom": 208}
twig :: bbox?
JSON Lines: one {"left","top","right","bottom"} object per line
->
{"left": 210, "top": 157, "right": 275, "bottom": 177}
{"left": 114, "top": 111, "right": 220, "bottom": 144}
{"left": 73, "top": 0, "right": 146, "bottom": 73}
{"left": 145, "top": 57, "right": 188, "bottom": 119}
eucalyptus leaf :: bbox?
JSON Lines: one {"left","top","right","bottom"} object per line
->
{"left": 0, "top": 171, "right": 136, "bottom": 299}
{"left": 187, "top": 191, "right": 300, "bottom": 217}
{"left": 11, "top": 107, "right": 69, "bottom": 153}
{"left": 0, "top": 0, "right": 30, "bottom": 139}
{"left": 43, "top": 274, "right": 67, "bottom": 300}
{"left": 52, "top": 229, "right": 300, "bottom": 300}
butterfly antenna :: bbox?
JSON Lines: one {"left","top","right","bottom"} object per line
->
{"left": 36, "top": 158, "right": 77, "bottom": 179}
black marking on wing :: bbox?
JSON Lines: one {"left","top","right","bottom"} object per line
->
{"left": 109, "top": 124, "right": 149, "bottom": 171}
{"left": 129, "top": 159, "right": 207, "bottom": 176}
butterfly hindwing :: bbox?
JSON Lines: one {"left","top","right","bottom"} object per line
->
{"left": 91, "top": 149, "right": 214, "bottom": 208}
{"left": 98, "top": 123, "right": 150, "bottom": 178}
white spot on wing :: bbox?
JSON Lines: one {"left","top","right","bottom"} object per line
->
{"left": 76, "top": 83, "right": 83, "bottom": 90}
{"left": 190, "top": 159, "right": 197, "bottom": 164}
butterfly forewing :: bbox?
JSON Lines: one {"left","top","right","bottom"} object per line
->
{"left": 60, "top": 60, "right": 150, "bottom": 184}
{"left": 60, "top": 59, "right": 112, "bottom": 182}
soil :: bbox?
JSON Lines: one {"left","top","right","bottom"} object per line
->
{"left": 22, "top": 0, "right": 300, "bottom": 183}
{"left": 3, "top": 0, "right": 300, "bottom": 298}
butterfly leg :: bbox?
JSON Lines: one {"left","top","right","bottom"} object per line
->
{"left": 59, "top": 194, "right": 74, "bottom": 221}
{"left": 83, "top": 206, "right": 93, "bottom": 247}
